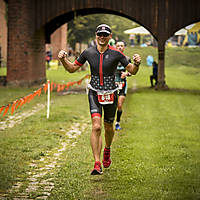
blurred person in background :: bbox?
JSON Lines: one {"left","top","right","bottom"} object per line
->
{"left": 115, "top": 41, "right": 132, "bottom": 130}
{"left": 150, "top": 61, "right": 158, "bottom": 88}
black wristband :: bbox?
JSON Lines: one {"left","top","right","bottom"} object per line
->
{"left": 134, "top": 62, "right": 140, "bottom": 67}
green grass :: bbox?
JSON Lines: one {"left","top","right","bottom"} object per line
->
{"left": 124, "top": 46, "right": 200, "bottom": 90}
{"left": 0, "top": 46, "right": 200, "bottom": 199}
{"left": 49, "top": 87, "right": 200, "bottom": 200}
{"left": 119, "top": 89, "right": 200, "bottom": 199}
{"left": 0, "top": 67, "right": 6, "bottom": 76}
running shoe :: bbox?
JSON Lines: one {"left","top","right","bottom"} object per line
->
{"left": 91, "top": 161, "right": 103, "bottom": 175}
{"left": 115, "top": 123, "right": 121, "bottom": 130}
{"left": 102, "top": 147, "right": 112, "bottom": 168}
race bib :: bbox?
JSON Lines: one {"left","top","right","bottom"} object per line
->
{"left": 97, "top": 92, "right": 114, "bottom": 105}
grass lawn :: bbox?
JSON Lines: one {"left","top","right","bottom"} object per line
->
{"left": 0, "top": 46, "right": 200, "bottom": 199}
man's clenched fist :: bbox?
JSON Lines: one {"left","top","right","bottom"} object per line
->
{"left": 133, "top": 54, "right": 141, "bottom": 66}
{"left": 58, "top": 50, "right": 67, "bottom": 59}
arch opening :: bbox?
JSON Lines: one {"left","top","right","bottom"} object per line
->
{"left": 45, "top": 8, "right": 157, "bottom": 44}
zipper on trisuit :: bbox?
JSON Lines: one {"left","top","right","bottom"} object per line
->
{"left": 99, "top": 53, "right": 103, "bottom": 85}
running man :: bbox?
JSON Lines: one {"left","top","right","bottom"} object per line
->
{"left": 115, "top": 41, "right": 132, "bottom": 130}
{"left": 58, "top": 24, "right": 141, "bottom": 175}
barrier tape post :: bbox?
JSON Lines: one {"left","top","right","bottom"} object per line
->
{"left": 47, "top": 80, "right": 50, "bottom": 119}
{"left": 0, "top": 74, "right": 91, "bottom": 119}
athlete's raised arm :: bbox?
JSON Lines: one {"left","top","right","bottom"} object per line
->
{"left": 58, "top": 50, "right": 81, "bottom": 73}
{"left": 126, "top": 53, "right": 141, "bottom": 75}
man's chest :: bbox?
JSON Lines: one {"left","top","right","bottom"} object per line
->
{"left": 88, "top": 52, "right": 119, "bottom": 73}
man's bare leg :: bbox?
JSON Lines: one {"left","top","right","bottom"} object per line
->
{"left": 90, "top": 117, "right": 102, "bottom": 162}
{"left": 102, "top": 121, "right": 114, "bottom": 168}
{"left": 104, "top": 121, "right": 115, "bottom": 148}
{"left": 116, "top": 96, "right": 125, "bottom": 130}
{"left": 117, "top": 95, "right": 125, "bottom": 111}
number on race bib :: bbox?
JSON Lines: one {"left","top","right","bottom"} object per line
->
{"left": 97, "top": 93, "right": 114, "bottom": 105}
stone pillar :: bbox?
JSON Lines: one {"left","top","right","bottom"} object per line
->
{"left": 51, "top": 24, "right": 67, "bottom": 60}
{"left": 7, "top": 0, "right": 46, "bottom": 87}
{"left": 155, "top": 42, "right": 168, "bottom": 90}
{"left": 0, "top": 0, "right": 7, "bottom": 65}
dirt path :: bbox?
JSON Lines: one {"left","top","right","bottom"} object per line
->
{"left": 0, "top": 103, "right": 45, "bottom": 131}
{"left": 0, "top": 122, "right": 88, "bottom": 199}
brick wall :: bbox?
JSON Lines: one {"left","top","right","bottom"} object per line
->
{"left": 7, "top": 0, "right": 46, "bottom": 86}
{"left": 51, "top": 23, "right": 67, "bottom": 59}
{"left": 45, "top": 24, "right": 67, "bottom": 60}
{"left": 0, "top": 0, "right": 7, "bottom": 65}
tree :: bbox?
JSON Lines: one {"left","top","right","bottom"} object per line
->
{"left": 68, "top": 14, "right": 137, "bottom": 49}
{"left": 68, "top": 14, "right": 105, "bottom": 49}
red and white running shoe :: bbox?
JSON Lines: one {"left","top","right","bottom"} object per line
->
{"left": 102, "top": 147, "right": 112, "bottom": 168}
{"left": 91, "top": 161, "right": 103, "bottom": 175}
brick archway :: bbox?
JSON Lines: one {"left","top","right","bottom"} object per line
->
{"left": 6, "top": 0, "right": 200, "bottom": 87}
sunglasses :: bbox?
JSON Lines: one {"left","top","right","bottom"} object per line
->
{"left": 97, "top": 32, "right": 110, "bottom": 37}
